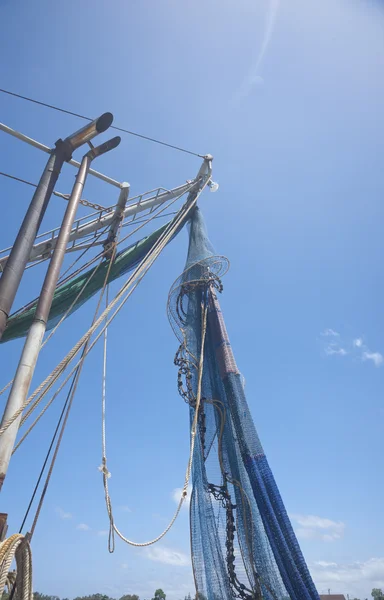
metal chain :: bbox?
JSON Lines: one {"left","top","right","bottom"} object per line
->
{"left": 53, "top": 191, "right": 109, "bottom": 212}
{"left": 0, "top": 171, "right": 109, "bottom": 212}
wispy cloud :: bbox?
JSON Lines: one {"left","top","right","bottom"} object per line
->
{"left": 235, "top": 0, "right": 280, "bottom": 99}
{"left": 145, "top": 546, "right": 190, "bottom": 567}
{"left": 322, "top": 329, "right": 340, "bottom": 337}
{"left": 315, "top": 560, "right": 338, "bottom": 568}
{"left": 320, "top": 329, "right": 347, "bottom": 357}
{"left": 172, "top": 485, "right": 192, "bottom": 509}
{"left": 119, "top": 505, "right": 132, "bottom": 513}
{"left": 97, "top": 530, "right": 109, "bottom": 536}
{"left": 290, "top": 514, "right": 345, "bottom": 542}
{"left": 55, "top": 507, "right": 72, "bottom": 520}
{"left": 311, "top": 557, "right": 384, "bottom": 599}
{"left": 355, "top": 336, "right": 383, "bottom": 367}
{"left": 325, "top": 344, "right": 347, "bottom": 356}
{"left": 76, "top": 523, "right": 91, "bottom": 531}
{"left": 362, "top": 351, "right": 384, "bottom": 367}
{"left": 321, "top": 331, "right": 383, "bottom": 367}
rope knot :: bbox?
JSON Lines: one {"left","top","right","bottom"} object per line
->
{"left": 98, "top": 462, "right": 111, "bottom": 478}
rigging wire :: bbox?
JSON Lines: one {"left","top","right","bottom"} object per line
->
{"left": 0, "top": 180, "right": 207, "bottom": 455}
{"left": 0, "top": 188, "right": 187, "bottom": 402}
{"left": 0, "top": 183, "right": 208, "bottom": 553}
{"left": 0, "top": 228, "right": 109, "bottom": 401}
{"left": 12, "top": 212, "right": 127, "bottom": 449}
{"left": 8, "top": 189, "right": 197, "bottom": 462}
{"left": 27, "top": 218, "right": 123, "bottom": 538}
{"left": 0, "top": 88, "right": 204, "bottom": 158}
{"left": 2, "top": 196, "right": 204, "bottom": 552}
{"left": 18, "top": 374, "right": 77, "bottom": 534}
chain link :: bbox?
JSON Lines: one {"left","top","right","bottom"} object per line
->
{"left": 53, "top": 191, "right": 110, "bottom": 212}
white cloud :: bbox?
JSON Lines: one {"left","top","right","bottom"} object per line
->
{"left": 97, "top": 530, "right": 109, "bottom": 536}
{"left": 362, "top": 351, "right": 384, "bottom": 367}
{"left": 76, "top": 523, "right": 91, "bottom": 531}
{"left": 322, "top": 329, "right": 340, "bottom": 337}
{"left": 290, "top": 514, "right": 345, "bottom": 542}
{"left": 55, "top": 507, "right": 72, "bottom": 520}
{"left": 325, "top": 345, "right": 347, "bottom": 356}
{"left": 145, "top": 546, "right": 190, "bottom": 567}
{"left": 315, "top": 561, "right": 338, "bottom": 568}
{"left": 235, "top": 0, "right": 280, "bottom": 99}
{"left": 311, "top": 557, "right": 384, "bottom": 599}
{"left": 172, "top": 485, "right": 192, "bottom": 508}
{"left": 321, "top": 330, "right": 346, "bottom": 358}
{"left": 321, "top": 332, "right": 383, "bottom": 367}
{"left": 119, "top": 505, "right": 132, "bottom": 513}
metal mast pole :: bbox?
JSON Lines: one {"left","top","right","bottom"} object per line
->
{"left": 0, "top": 112, "right": 113, "bottom": 340}
{"left": 0, "top": 135, "right": 120, "bottom": 491}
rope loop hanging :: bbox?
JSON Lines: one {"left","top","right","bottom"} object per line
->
{"left": 99, "top": 289, "right": 209, "bottom": 548}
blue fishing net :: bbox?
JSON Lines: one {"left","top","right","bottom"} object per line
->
{"left": 168, "top": 208, "right": 320, "bottom": 600}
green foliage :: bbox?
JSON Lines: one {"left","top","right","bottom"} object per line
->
{"left": 29, "top": 591, "right": 141, "bottom": 600}
{"left": 73, "top": 595, "right": 114, "bottom": 600}
{"left": 34, "top": 592, "right": 61, "bottom": 600}
{"left": 372, "top": 589, "right": 384, "bottom": 600}
{"left": 151, "top": 590, "right": 166, "bottom": 600}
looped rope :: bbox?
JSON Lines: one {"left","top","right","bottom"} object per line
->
{"left": 0, "top": 534, "right": 32, "bottom": 600}
{"left": 99, "top": 295, "right": 209, "bottom": 548}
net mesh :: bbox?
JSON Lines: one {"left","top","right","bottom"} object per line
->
{"left": 168, "top": 207, "right": 320, "bottom": 600}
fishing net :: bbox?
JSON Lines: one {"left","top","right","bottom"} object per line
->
{"left": 2, "top": 221, "right": 171, "bottom": 344}
{"left": 168, "top": 207, "right": 320, "bottom": 600}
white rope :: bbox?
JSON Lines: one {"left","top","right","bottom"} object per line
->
{"left": 0, "top": 534, "right": 32, "bottom": 600}
{"left": 0, "top": 188, "right": 188, "bottom": 399}
{"left": 13, "top": 276, "right": 147, "bottom": 454}
{"left": 5, "top": 194, "right": 190, "bottom": 450}
{"left": 28, "top": 225, "right": 125, "bottom": 538}
{"left": 99, "top": 298, "right": 208, "bottom": 547}
{"left": 0, "top": 184, "right": 206, "bottom": 439}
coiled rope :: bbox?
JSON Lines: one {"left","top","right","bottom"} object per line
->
{"left": 0, "top": 534, "right": 32, "bottom": 600}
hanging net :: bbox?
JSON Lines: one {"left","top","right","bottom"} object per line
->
{"left": 168, "top": 207, "right": 320, "bottom": 600}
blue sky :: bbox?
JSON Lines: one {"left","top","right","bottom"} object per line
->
{"left": 0, "top": 0, "right": 383, "bottom": 598}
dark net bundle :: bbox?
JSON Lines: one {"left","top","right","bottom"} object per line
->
{"left": 168, "top": 208, "right": 320, "bottom": 600}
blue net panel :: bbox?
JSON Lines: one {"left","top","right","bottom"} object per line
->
{"left": 168, "top": 208, "right": 320, "bottom": 600}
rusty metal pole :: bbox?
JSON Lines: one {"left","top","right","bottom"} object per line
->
{"left": 0, "top": 135, "right": 120, "bottom": 491}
